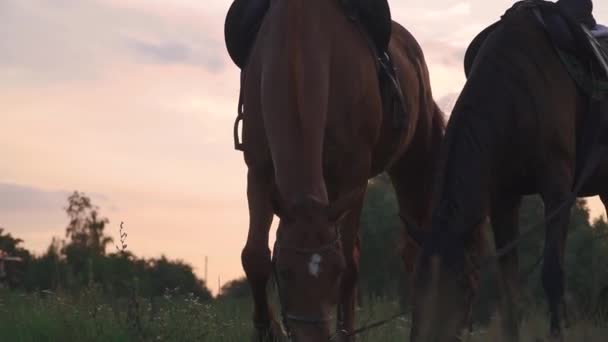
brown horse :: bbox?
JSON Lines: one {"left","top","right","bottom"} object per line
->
{"left": 226, "top": 0, "right": 444, "bottom": 340}
{"left": 409, "top": 2, "right": 608, "bottom": 342}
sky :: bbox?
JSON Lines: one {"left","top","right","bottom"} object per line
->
{"left": 1, "top": 0, "right": 607, "bottom": 295}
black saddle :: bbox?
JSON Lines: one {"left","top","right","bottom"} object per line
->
{"left": 464, "top": 0, "right": 602, "bottom": 79}
{"left": 224, "top": 0, "right": 392, "bottom": 69}
{"left": 463, "top": 0, "right": 608, "bottom": 192}
{"left": 224, "top": 0, "right": 270, "bottom": 69}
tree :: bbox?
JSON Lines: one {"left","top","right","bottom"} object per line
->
{"left": 64, "top": 191, "right": 113, "bottom": 255}
{"left": 0, "top": 227, "right": 31, "bottom": 288}
{"left": 23, "top": 237, "right": 67, "bottom": 291}
{"left": 1, "top": 189, "right": 215, "bottom": 300}
{"left": 62, "top": 191, "right": 113, "bottom": 286}
{"left": 144, "top": 256, "right": 212, "bottom": 300}
{"left": 358, "top": 174, "right": 406, "bottom": 302}
{"left": 218, "top": 277, "right": 250, "bottom": 299}
{"left": 0, "top": 228, "right": 26, "bottom": 255}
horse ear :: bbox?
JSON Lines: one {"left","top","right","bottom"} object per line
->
{"left": 326, "top": 187, "right": 366, "bottom": 222}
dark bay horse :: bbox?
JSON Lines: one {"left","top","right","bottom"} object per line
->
{"left": 227, "top": 0, "right": 444, "bottom": 340}
{"left": 410, "top": 2, "right": 608, "bottom": 342}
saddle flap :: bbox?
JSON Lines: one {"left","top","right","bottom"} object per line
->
{"left": 224, "top": 0, "right": 270, "bottom": 69}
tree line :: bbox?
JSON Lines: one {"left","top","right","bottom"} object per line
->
{"left": 0, "top": 191, "right": 212, "bottom": 301}
{"left": 5, "top": 181, "right": 608, "bottom": 318}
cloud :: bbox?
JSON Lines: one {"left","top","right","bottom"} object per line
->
{"left": 424, "top": 2, "right": 471, "bottom": 19}
{"left": 130, "top": 40, "right": 192, "bottom": 64}
{"left": 0, "top": 183, "right": 115, "bottom": 253}
{"left": 0, "top": 183, "right": 108, "bottom": 212}
{"left": 0, "top": 183, "right": 68, "bottom": 212}
{"left": 0, "top": 0, "right": 228, "bottom": 84}
{"left": 421, "top": 40, "right": 467, "bottom": 68}
{"left": 0, "top": 183, "right": 70, "bottom": 248}
{"left": 126, "top": 38, "right": 224, "bottom": 70}
{"left": 437, "top": 92, "right": 460, "bottom": 114}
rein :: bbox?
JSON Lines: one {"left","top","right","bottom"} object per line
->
{"left": 332, "top": 310, "right": 409, "bottom": 340}
{"left": 469, "top": 144, "right": 608, "bottom": 279}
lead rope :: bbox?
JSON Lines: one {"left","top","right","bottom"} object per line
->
{"left": 343, "top": 310, "right": 408, "bottom": 338}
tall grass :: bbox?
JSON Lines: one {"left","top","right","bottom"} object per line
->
{"left": 1, "top": 287, "right": 607, "bottom": 341}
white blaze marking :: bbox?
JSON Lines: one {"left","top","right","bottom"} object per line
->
{"left": 308, "top": 253, "right": 322, "bottom": 278}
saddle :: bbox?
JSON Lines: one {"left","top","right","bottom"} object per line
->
{"left": 463, "top": 0, "right": 608, "bottom": 191}
{"left": 224, "top": 0, "right": 392, "bottom": 69}
{"left": 224, "top": 0, "right": 408, "bottom": 150}
{"left": 465, "top": 0, "right": 608, "bottom": 90}
{"left": 224, "top": 0, "right": 270, "bottom": 69}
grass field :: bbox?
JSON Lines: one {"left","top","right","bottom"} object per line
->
{"left": 1, "top": 287, "right": 607, "bottom": 341}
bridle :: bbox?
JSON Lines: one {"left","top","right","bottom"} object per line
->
{"left": 271, "top": 221, "right": 345, "bottom": 341}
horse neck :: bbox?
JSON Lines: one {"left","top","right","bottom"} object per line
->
{"left": 259, "top": 0, "right": 342, "bottom": 207}
{"left": 431, "top": 106, "right": 494, "bottom": 238}
{"left": 430, "top": 13, "right": 560, "bottom": 237}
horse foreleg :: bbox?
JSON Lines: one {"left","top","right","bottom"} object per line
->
{"left": 540, "top": 164, "right": 573, "bottom": 342}
{"left": 241, "top": 167, "right": 280, "bottom": 341}
{"left": 490, "top": 195, "right": 522, "bottom": 341}
{"left": 389, "top": 152, "right": 437, "bottom": 342}
{"left": 336, "top": 198, "right": 365, "bottom": 342}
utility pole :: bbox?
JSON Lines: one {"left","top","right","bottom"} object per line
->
{"left": 204, "top": 256, "right": 208, "bottom": 284}
{"left": 218, "top": 276, "right": 221, "bottom": 297}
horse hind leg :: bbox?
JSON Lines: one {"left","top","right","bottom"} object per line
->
{"left": 241, "top": 167, "right": 281, "bottom": 341}
{"left": 388, "top": 156, "right": 436, "bottom": 342}
{"left": 490, "top": 195, "right": 523, "bottom": 342}
{"left": 540, "top": 162, "right": 574, "bottom": 342}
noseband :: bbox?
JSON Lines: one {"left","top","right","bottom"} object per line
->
{"left": 271, "top": 223, "right": 344, "bottom": 340}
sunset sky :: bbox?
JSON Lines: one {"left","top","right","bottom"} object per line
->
{"left": 2, "top": 0, "right": 607, "bottom": 295}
